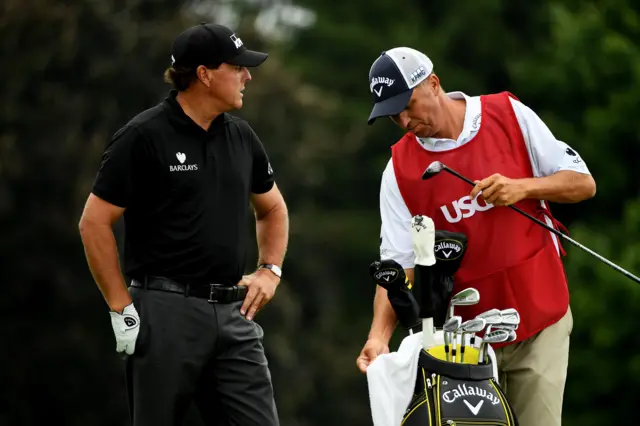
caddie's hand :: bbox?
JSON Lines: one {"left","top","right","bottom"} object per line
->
{"left": 356, "top": 338, "right": 390, "bottom": 374}
{"left": 239, "top": 269, "right": 280, "bottom": 321}
{"left": 470, "top": 173, "right": 528, "bottom": 206}
{"left": 109, "top": 303, "right": 140, "bottom": 355}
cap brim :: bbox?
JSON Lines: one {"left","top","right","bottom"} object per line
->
{"left": 227, "top": 49, "right": 268, "bottom": 67}
{"left": 367, "top": 89, "right": 414, "bottom": 125}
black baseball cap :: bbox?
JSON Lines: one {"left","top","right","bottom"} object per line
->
{"left": 367, "top": 47, "right": 434, "bottom": 124}
{"left": 171, "top": 23, "right": 268, "bottom": 69}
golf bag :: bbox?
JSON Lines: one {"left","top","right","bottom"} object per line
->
{"left": 402, "top": 350, "right": 518, "bottom": 426}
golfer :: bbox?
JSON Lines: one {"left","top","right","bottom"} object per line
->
{"left": 357, "top": 47, "right": 595, "bottom": 426}
{"left": 79, "top": 23, "right": 288, "bottom": 426}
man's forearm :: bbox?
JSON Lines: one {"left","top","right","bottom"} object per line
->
{"left": 79, "top": 220, "right": 131, "bottom": 312}
{"left": 255, "top": 202, "right": 289, "bottom": 267}
{"left": 368, "top": 286, "right": 398, "bottom": 343}
{"left": 523, "top": 170, "right": 596, "bottom": 203}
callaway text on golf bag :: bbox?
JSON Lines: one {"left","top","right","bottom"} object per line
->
{"left": 402, "top": 222, "right": 519, "bottom": 425}
{"left": 402, "top": 352, "right": 517, "bottom": 426}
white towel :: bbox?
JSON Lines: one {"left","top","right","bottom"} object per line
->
{"left": 366, "top": 330, "right": 499, "bottom": 426}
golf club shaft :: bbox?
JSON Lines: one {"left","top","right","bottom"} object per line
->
{"left": 479, "top": 325, "right": 491, "bottom": 364}
{"left": 442, "top": 165, "right": 640, "bottom": 284}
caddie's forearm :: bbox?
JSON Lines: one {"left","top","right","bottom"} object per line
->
{"left": 368, "top": 286, "right": 398, "bottom": 344}
{"left": 79, "top": 220, "right": 131, "bottom": 312}
{"left": 523, "top": 170, "right": 596, "bottom": 203}
{"left": 255, "top": 203, "right": 289, "bottom": 267}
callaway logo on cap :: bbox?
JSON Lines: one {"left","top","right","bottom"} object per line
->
{"left": 367, "top": 47, "right": 434, "bottom": 124}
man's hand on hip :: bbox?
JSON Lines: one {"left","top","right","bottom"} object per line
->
{"left": 470, "top": 173, "right": 529, "bottom": 206}
{"left": 109, "top": 303, "right": 140, "bottom": 355}
{"left": 239, "top": 269, "right": 279, "bottom": 321}
{"left": 356, "top": 338, "right": 390, "bottom": 374}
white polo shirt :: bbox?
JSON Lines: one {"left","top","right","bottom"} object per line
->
{"left": 380, "top": 92, "right": 592, "bottom": 269}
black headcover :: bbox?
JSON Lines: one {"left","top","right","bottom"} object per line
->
{"left": 369, "top": 259, "right": 421, "bottom": 331}
{"left": 413, "top": 230, "right": 468, "bottom": 327}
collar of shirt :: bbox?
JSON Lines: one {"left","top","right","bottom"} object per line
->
{"left": 415, "top": 91, "right": 481, "bottom": 152}
{"left": 164, "top": 89, "right": 228, "bottom": 137}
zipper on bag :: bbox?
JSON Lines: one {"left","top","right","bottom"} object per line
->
{"left": 425, "top": 371, "right": 437, "bottom": 426}
{"left": 434, "top": 373, "right": 442, "bottom": 425}
{"left": 402, "top": 368, "right": 433, "bottom": 426}
{"left": 489, "top": 379, "right": 514, "bottom": 426}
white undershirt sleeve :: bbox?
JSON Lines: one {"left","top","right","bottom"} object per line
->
{"left": 379, "top": 159, "right": 415, "bottom": 269}
{"left": 509, "top": 97, "right": 591, "bottom": 178}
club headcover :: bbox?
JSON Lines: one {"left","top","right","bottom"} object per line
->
{"left": 413, "top": 230, "right": 468, "bottom": 326}
{"left": 432, "top": 230, "right": 468, "bottom": 276}
{"left": 369, "top": 259, "right": 421, "bottom": 330}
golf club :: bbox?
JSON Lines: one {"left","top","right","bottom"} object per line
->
{"left": 459, "top": 318, "right": 486, "bottom": 364}
{"left": 471, "top": 309, "right": 501, "bottom": 348}
{"left": 443, "top": 316, "right": 462, "bottom": 362}
{"left": 499, "top": 308, "right": 521, "bottom": 329}
{"left": 422, "top": 161, "right": 640, "bottom": 284}
{"left": 474, "top": 309, "right": 503, "bottom": 363}
{"left": 484, "top": 330, "right": 517, "bottom": 364}
{"left": 479, "top": 329, "right": 511, "bottom": 364}
{"left": 491, "top": 324, "right": 517, "bottom": 332}
{"left": 447, "top": 288, "right": 480, "bottom": 322}
{"left": 476, "top": 309, "right": 503, "bottom": 337}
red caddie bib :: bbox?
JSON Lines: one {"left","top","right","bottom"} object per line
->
{"left": 391, "top": 91, "right": 569, "bottom": 346}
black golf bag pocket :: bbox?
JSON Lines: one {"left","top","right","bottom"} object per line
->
{"left": 402, "top": 351, "right": 517, "bottom": 426}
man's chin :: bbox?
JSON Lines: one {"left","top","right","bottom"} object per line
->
{"left": 411, "top": 128, "right": 436, "bottom": 138}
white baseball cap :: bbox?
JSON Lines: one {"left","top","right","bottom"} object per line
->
{"left": 367, "top": 47, "right": 434, "bottom": 125}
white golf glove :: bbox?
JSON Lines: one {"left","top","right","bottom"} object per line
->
{"left": 109, "top": 303, "right": 140, "bottom": 355}
{"left": 411, "top": 215, "right": 436, "bottom": 266}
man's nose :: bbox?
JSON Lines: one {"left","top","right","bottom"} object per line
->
{"left": 244, "top": 68, "right": 252, "bottom": 81}
{"left": 397, "top": 111, "right": 410, "bottom": 129}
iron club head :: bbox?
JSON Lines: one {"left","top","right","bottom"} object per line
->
{"left": 461, "top": 318, "right": 487, "bottom": 334}
{"left": 476, "top": 309, "right": 503, "bottom": 325}
{"left": 448, "top": 288, "right": 480, "bottom": 319}
{"left": 482, "top": 329, "right": 511, "bottom": 344}
{"left": 443, "top": 315, "right": 462, "bottom": 333}
{"left": 499, "top": 308, "right": 521, "bottom": 328}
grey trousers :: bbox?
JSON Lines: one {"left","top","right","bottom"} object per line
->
{"left": 125, "top": 286, "right": 279, "bottom": 426}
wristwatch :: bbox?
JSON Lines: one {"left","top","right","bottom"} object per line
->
{"left": 258, "top": 263, "right": 282, "bottom": 279}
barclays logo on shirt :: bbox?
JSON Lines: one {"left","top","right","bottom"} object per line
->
{"left": 170, "top": 152, "right": 199, "bottom": 172}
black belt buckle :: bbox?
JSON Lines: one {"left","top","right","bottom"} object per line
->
{"left": 208, "top": 283, "right": 222, "bottom": 303}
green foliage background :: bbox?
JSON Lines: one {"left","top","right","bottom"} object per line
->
{"left": 2, "top": 0, "right": 639, "bottom": 424}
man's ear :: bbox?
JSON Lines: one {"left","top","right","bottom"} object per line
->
{"left": 196, "top": 65, "right": 212, "bottom": 88}
{"left": 429, "top": 73, "right": 441, "bottom": 95}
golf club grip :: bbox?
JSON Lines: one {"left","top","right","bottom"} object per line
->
{"left": 442, "top": 166, "right": 640, "bottom": 284}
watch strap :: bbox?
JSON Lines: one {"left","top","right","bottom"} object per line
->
{"left": 258, "top": 263, "right": 282, "bottom": 278}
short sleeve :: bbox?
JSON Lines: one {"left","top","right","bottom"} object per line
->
{"left": 91, "top": 125, "right": 143, "bottom": 208}
{"left": 509, "top": 97, "right": 592, "bottom": 177}
{"left": 249, "top": 128, "right": 275, "bottom": 194}
{"left": 379, "top": 159, "right": 415, "bottom": 268}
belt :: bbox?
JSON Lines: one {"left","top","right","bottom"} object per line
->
{"left": 131, "top": 276, "right": 247, "bottom": 303}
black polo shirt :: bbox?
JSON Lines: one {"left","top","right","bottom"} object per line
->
{"left": 92, "top": 90, "right": 275, "bottom": 286}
